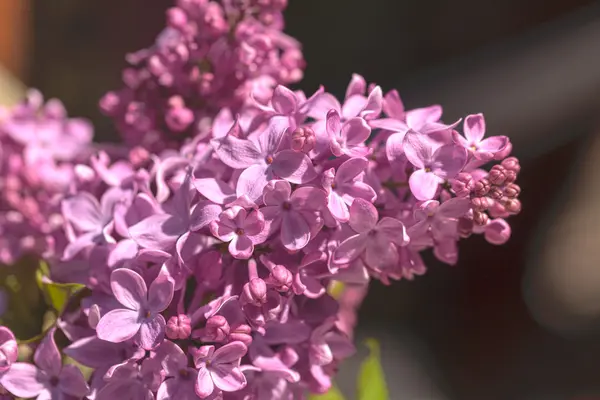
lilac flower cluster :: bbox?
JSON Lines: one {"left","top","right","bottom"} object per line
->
{"left": 0, "top": 0, "right": 523, "bottom": 398}
{"left": 0, "top": 73, "right": 521, "bottom": 399}
{"left": 100, "top": 0, "right": 304, "bottom": 151}
{"left": 0, "top": 90, "right": 93, "bottom": 265}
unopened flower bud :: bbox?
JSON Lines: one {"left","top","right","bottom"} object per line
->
{"left": 266, "top": 265, "right": 293, "bottom": 292}
{"left": 451, "top": 173, "right": 473, "bottom": 198}
{"left": 196, "top": 315, "right": 230, "bottom": 342}
{"left": 128, "top": 146, "right": 151, "bottom": 168}
{"left": 165, "top": 97, "right": 194, "bottom": 132}
{"left": 229, "top": 324, "right": 253, "bottom": 346}
{"left": 166, "top": 7, "right": 188, "bottom": 29}
{"left": 484, "top": 218, "right": 511, "bottom": 245}
{"left": 489, "top": 187, "right": 503, "bottom": 200}
{"left": 241, "top": 278, "right": 267, "bottom": 306}
{"left": 166, "top": 314, "right": 192, "bottom": 340}
{"left": 504, "top": 170, "right": 517, "bottom": 184}
{"left": 473, "top": 178, "right": 491, "bottom": 197}
{"left": 488, "top": 165, "right": 507, "bottom": 186}
{"left": 99, "top": 91, "right": 121, "bottom": 116}
{"left": 503, "top": 183, "right": 520, "bottom": 198}
{"left": 503, "top": 198, "right": 522, "bottom": 214}
{"left": 291, "top": 127, "right": 316, "bottom": 153}
{"left": 471, "top": 196, "right": 492, "bottom": 211}
{"left": 473, "top": 211, "right": 489, "bottom": 226}
{"left": 501, "top": 156, "right": 521, "bottom": 173}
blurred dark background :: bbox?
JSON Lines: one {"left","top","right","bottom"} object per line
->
{"left": 3, "top": 0, "right": 600, "bottom": 398}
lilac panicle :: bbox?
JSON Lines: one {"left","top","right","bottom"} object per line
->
{"left": 100, "top": 0, "right": 305, "bottom": 151}
{"left": 0, "top": 4, "right": 523, "bottom": 399}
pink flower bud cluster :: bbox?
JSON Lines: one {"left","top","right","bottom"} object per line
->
{"left": 100, "top": 0, "right": 305, "bottom": 152}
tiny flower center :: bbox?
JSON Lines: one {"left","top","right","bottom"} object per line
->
{"left": 145, "top": 310, "right": 152, "bottom": 318}
{"left": 179, "top": 369, "right": 190, "bottom": 379}
{"left": 424, "top": 167, "right": 432, "bottom": 173}
{"left": 282, "top": 201, "right": 291, "bottom": 210}
{"left": 235, "top": 228, "right": 245, "bottom": 236}
{"left": 330, "top": 182, "right": 337, "bottom": 190}
{"left": 265, "top": 155, "right": 274, "bottom": 164}
{"left": 470, "top": 144, "right": 478, "bottom": 151}
{"left": 49, "top": 376, "right": 60, "bottom": 387}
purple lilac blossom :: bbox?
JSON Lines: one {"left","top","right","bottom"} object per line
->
{"left": 100, "top": 0, "right": 305, "bottom": 152}
{"left": 0, "top": 4, "right": 523, "bottom": 399}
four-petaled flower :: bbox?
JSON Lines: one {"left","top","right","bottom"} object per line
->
{"left": 96, "top": 268, "right": 175, "bottom": 350}
{"left": 452, "top": 113, "right": 509, "bottom": 161}
{"left": 0, "top": 329, "right": 89, "bottom": 399}
{"left": 212, "top": 116, "right": 317, "bottom": 202}
{"left": 210, "top": 206, "right": 267, "bottom": 259}
{"left": 261, "top": 180, "right": 327, "bottom": 250}
{"left": 404, "top": 130, "right": 467, "bottom": 201}
{"left": 193, "top": 342, "right": 248, "bottom": 398}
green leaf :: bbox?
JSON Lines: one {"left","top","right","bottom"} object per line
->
{"left": 309, "top": 384, "right": 346, "bottom": 400}
{"left": 357, "top": 338, "right": 389, "bottom": 400}
{"left": 328, "top": 281, "right": 345, "bottom": 300}
{"left": 36, "top": 261, "right": 85, "bottom": 315}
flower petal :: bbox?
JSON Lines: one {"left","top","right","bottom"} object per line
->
{"left": 290, "top": 187, "right": 327, "bottom": 211}
{"left": 342, "top": 117, "right": 371, "bottom": 145}
{"left": 0, "top": 362, "right": 45, "bottom": 398}
{"left": 62, "top": 192, "right": 102, "bottom": 232}
{"left": 243, "top": 210, "right": 266, "bottom": 237}
{"left": 438, "top": 197, "right": 471, "bottom": 218}
{"left": 34, "top": 329, "right": 62, "bottom": 376}
{"left": 478, "top": 135, "right": 509, "bottom": 152}
{"left": 210, "top": 364, "right": 247, "bottom": 392}
{"left": 409, "top": 169, "right": 441, "bottom": 201}
{"left": 326, "top": 110, "right": 341, "bottom": 136}
{"left": 58, "top": 364, "right": 90, "bottom": 397}
{"left": 403, "top": 130, "right": 432, "bottom": 168}
{"left": 432, "top": 144, "right": 467, "bottom": 179}
{"left": 376, "top": 217, "right": 409, "bottom": 246}
{"left": 306, "top": 93, "right": 341, "bottom": 120}
{"left": 332, "top": 234, "right": 367, "bottom": 265}
{"left": 463, "top": 113, "right": 485, "bottom": 143}
{"left": 271, "top": 150, "right": 317, "bottom": 184}
{"left": 257, "top": 116, "right": 289, "bottom": 155}
{"left": 340, "top": 181, "right": 377, "bottom": 204}
{"left": 147, "top": 270, "right": 175, "bottom": 313}
{"left": 385, "top": 131, "right": 407, "bottom": 162}
{"left": 110, "top": 268, "right": 147, "bottom": 310}
{"left": 348, "top": 198, "right": 378, "bottom": 233}
{"left": 281, "top": 212, "right": 311, "bottom": 250}
{"left": 229, "top": 236, "right": 254, "bottom": 259}
{"left": 359, "top": 86, "right": 382, "bottom": 120}
{"left": 236, "top": 164, "right": 269, "bottom": 203}
{"left": 193, "top": 178, "right": 236, "bottom": 205}
{"left": 190, "top": 201, "right": 222, "bottom": 231}
{"left": 212, "top": 341, "right": 248, "bottom": 365}
{"left": 211, "top": 129, "right": 262, "bottom": 169}
{"left": 328, "top": 192, "right": 349, "bottom": 222}
{"left": 195, "top": 366, "right": 215, "bottom": 398}
{"left": 96, "top": 309, "right": 141, "bottom": 343}
{"left": 272, "top": 86, "right": 297, "bottom": 115}
{"left": 406, "top": 105, "right": 442, "bottom": 128}
{"left": 335, "top": 157, "right": 369, "bottom": 184}
{"left": 262, "top": 180, "right": 291, "bottom": 207}
{"left": 129, "top": 214, "right": 185, "bottom": 251}
{"left": 63, "top": 337, "right": 124, "bottom": 369}
{"left": 138, "top": 314, "right": 166, "bottom": 350}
